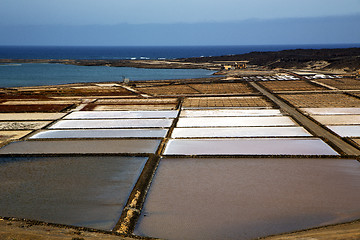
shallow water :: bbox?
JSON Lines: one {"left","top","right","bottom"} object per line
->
{"left": 180, "top": 109, "right": 282, "bottom": 117}
{"left": 0, "top": 139, "right": 161, "bottom": 154}
{"left": 312, "top": 115, "right": 360, "bottom": 125}
{"left": 0, "top": 121, "right": 52, "bottom": 130}
{"left": 30, "top": 129, "right": 168, "bottom": 139}
{"left": 164, "top": 138, "right": 338, "bottom": 155}
{"left": 64, "top": 110, "right": 178, "bottom": 119}
{"left": 176, "top": 116, "right": 296, "bottom": 127}
{"left": 301, "top": 108, "right": 360, "bottom": 115}
{"left": 327, "top": 125, "right": 360, "bottom": 137}
{"left": 0, "top": 156, "right": 147, "bottom": 230}
{"left": 135, "top": 158, "right": 360, "bottom": 240}
{"left": 49, "top": 119, "right": 173, "bottom": 129}
{"left": 0, "top": 113, "right": 66, "bottom": 121}
{"left": 171, "top": 127, "right": 312, "bottom": 138}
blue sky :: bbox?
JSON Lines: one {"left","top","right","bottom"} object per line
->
{"left": 1, "top": 0, "right": 360, "bottom": 45}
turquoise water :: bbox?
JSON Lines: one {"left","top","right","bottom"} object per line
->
{"left": 0, "top": 63, "right": 215, "bottom": 87}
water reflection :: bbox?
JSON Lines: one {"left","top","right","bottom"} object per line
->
{"left": 0, "top": 156, "right": 147, "bottom": 230}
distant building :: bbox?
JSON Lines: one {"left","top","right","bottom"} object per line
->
{"left": 215, "top": 61, "right": 248, "bottom": 70}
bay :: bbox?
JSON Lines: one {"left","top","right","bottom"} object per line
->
{"left": 0, "top": 63, "right": 215, "bottom": 88}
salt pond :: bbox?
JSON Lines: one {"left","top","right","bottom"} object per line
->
{"left": 180, "top": 109, "right": 282, "bottom": 117}
{"left": 0, "top": 139, "right": 161, "bottom": 154}
{"left": 49, "top": 119, "right": 173, "bottom": 129}
{"left": 164, "top": 138, "right": 338, "bottom": 155}
{"left": 0, "top": 156, "right": 147, "bottom": 230}
{"left": 176, "top": 116, "right": 296, "bottom": 127}
{"left": 30, "top": 129, "right": 168, "bottom": 139}
{"left": 171, "top": 126, "right": 311, "bottom": 138}
{"left": 65, "top": 110, "right": 178, "bottom": 119}
{"left": 135, "top": 158, "right": 360, "bottom": 240}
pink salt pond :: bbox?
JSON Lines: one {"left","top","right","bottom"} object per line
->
{"left": 135, "top": 158, "right": 360, "bottom": 240}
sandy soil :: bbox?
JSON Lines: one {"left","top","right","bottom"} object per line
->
{"left": 262, "top": 220, "right": 360, "bottom": 240}
{"left": 0, "top": 217, "right": 155, "bottom": 240}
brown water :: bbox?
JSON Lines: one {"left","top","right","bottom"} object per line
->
{"left": 301, "top": 108, "right": 360, "bottom": 115}
{"left": 135, "top": 158, "right": 360, "bottom": 240}
{"left": 0, "top": 156, "right": 147, "bottom": 230}
{"left": 0, "top": 139, "right": 161, "bottom": 154}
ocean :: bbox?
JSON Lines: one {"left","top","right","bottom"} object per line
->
{"left": 1, "top": 44, "right": 359, "bottom": 88}
{"left": 1, "top": 44, "right": 360, "bottom": 60}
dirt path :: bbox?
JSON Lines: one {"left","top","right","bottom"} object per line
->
{"left": 250, "top": 82, "right": 360, "bottom": 156}
{"left": 262, "top": 220, "right": 360, "bottom": 240}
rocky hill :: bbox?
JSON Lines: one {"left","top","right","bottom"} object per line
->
{"left": 181, "top": 48, "right": 360, "bottom": 72}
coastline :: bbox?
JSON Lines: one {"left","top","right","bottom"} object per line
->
{"left": 1, "top": 47, "right": 359, "bottom": 77}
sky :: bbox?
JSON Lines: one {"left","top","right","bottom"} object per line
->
{"left": 1, "top": 0, "right": 360, "bottom": 45}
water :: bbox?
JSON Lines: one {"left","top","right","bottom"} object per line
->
{"left": 1, "top": 44, "right": 359, "bottom": 87}
{"left": 1, "top": 44, "right": 359, "bottom": 60}
{"left": 0, "top": 63, "right": 215, "bottom": 88}
{"left": 0, "top": 156, "right": 147, "bottom": 230}
{"left": 163, "top": 138, "right": 339, "bottom": 155}
{"left": 135, "top": 158, "right": 360, "bottom": 239}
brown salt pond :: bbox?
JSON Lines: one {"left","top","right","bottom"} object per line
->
{"left": 301, "top": 108, "right": 360, "bottom": 115}
{"left": 164, "top": 138, "right": 338, "bottom": 155}
{"left": 0, "top": 130, "right": 32, "bottom": 140}
{"left": 0, "top": 113, "right": 66, "bottom": 120}
{"left": 0, "top": 121, "right": 52, "bottom": 130}
{"left": 312, "top": 115, "right": 360, "bottom": 125}
{"left": 327, "top": 125, "right": 360, "bottom": 137}
{"left": 135, "top": 158, "right": 360, "bottom": 240}
{"left": 0, "top": 139, "right": 161, "bottom": 154}
{"left": 0, "top": 156, "right": 147, "bottom": 230}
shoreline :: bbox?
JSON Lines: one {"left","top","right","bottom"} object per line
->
{"left": 1, "top": 47, "right": 359, "bottom": 78}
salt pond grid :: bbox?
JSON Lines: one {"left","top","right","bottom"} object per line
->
{"left": 1, "top": 75, "right": 360, "bottom": 239}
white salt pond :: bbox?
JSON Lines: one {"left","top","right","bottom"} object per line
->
{"left": 49, "top": 119, "right": 173, "bottom": 129}
{"left": 176, "top": 116, "right": 296, "bottom": 127}
{"left": 312, "top": 115, "right": 360, "bottom": 125}
{"left": 0, "top": 121, "right": 52, "bottom": 130}
{"left": 180, "top": 109, "right": 282, "bottom": 117}
{"left": 30, "top": 129, "right": 168, "bottom": 139}
{"left": 64, "top": 110, "right": 178, "bottom": 119}
{"left": 135, "top": 158, "right": 360, "bottom": 240}
{"left": 164, "top": 138, "right": 338, "bottom": 155}
{"left": 0, "top": 156, "right": 147, "bottom": 230}
{"left": 171, "top": 127, "right": 312, "bottom": 138}
{"left": 327, "top": 125, "right": 360, "bottom": 137}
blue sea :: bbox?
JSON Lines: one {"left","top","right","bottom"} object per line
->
{"left": 0, "top": 44, "right": 359, "bottom": 87}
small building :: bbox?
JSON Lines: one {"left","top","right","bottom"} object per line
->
{"left": 215, "top": 61, "right": 248, "bottom": 70}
